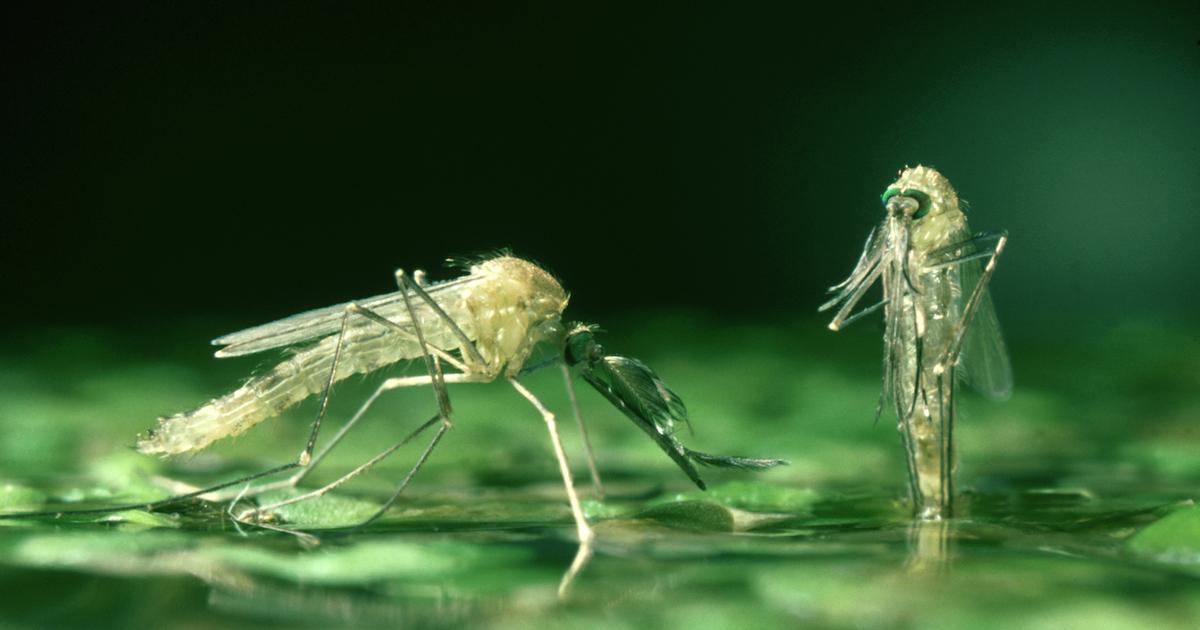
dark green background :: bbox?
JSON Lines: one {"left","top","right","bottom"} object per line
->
{"left": 3, "top": 2, "right": 1197, "bottom": 330}
{"left": 2, "top": 5, "right": 1200, "bottom": 628}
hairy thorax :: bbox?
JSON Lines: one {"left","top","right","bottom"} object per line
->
{"left": 459, "top": 256, "right": 569, "bottom": 376}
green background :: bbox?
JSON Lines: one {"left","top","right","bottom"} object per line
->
{"left": 2, "top": 2, "right": 1197, "bottom": 326}
{"left": 1, "top": 2, "right": 1198, "bottom": 628}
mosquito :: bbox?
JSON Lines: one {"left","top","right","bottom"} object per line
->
{"left": 3, "top": 254, "right": 783, "bottom": 551}
{"left": 820, "top": 166, "right": 1012, "bottom": 520}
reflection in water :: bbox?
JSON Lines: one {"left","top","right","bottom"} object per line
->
{"left": 208, "top": 580, "right": 494, "bottom": 627}
{"left": 905, "top": 518, "right": 951, "bottom": 575}
{"left": 559, "top": 537, "right": 594, "bottom": 598}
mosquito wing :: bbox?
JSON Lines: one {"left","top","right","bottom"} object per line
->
{"left": 957, "top": 258, "right": 1013, "bottom": 399}
{"left": 580, "top": 354, "right": 786, "bottom": 491}
{"left": 211, "top": 274, "right": 481, "bottom": 358}
{"left": 933, "top": 230, "right": 1013, "bottom": 400}
{"left": 579, "top": 357, "right": 707, "bottom": 489}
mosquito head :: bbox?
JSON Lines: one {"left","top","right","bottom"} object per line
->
{"left": 881, "top": 165, "right": 960, "bottom": 222}
{"left": 883, "top": 190, "right": 927, "bottom": 219}
{"left": 563, "top": 323, "right": 603, "bottom": 367}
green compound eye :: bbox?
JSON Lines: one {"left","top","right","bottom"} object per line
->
{"left": 881, "top": 188, "right": 932, "bottom": 219}
{"left": 905, "top": 189, "right": 932, "bottom": 219}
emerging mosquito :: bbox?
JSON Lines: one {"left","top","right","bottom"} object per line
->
{"left": 5, "top": 255, "right": 783, "bottom": 553}
{"left": 820, "top": 166, "right": 1012, "bottom": 520}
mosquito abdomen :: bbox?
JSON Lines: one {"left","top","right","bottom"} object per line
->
{"left": 138, "top": 323, "right": 456, "bottom": 456}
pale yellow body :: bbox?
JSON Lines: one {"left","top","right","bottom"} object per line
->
{"left": 138, "top": 256, "right": 569, "bottom": 455}
{"left": 824, "top": 165, "right": 1010, "bottom": 520}
{"left": 887, "top": 167, "right": 971, "bottom": 518}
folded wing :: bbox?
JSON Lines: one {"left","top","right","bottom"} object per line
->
{"left": 211, "top": 275, "right": 480, "bottom": 358}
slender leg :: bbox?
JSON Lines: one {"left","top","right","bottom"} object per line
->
{"left": 342, "top": 271, "right": 468, "bottom": 527}
{"left": 299, "top": 308, "right": 354, "bottom": 466}
{"left": 395, "top": 269, "right": 488, "bottom": 368}
{"left": 827, "top": 262, "right": 884, "bottom": 331}
{"left": 203, "top": 304, "right": 471, "bottom": 503}
{"left": 508, "top": 377, "right": 592, "bottom": 543}
{"left": 0, "top": 462, "right": 302, "bottom": 521}
{"left": 561, "top": 363, "right": 604, "bottom": 499}
{"left": 908, "top": 231, "right": 1005, "bottom": 519}
{"left": 244, "top": 413, "right": 442, "bottom": 517}
{"left": 342, "top": 304, "right": 467, "bottom": 372}
{"left": 933, "top": 233, "right": 1008, "bottom": 375}
{"left": 395, "top": 270, "right": 453, "bottom": 424}
{"left": 293, "top": 374, "right": 470, "bottom": 488}
{"left": 924, "top": 230, "right": 1007, "bottom": 269}
{"left": 559, "top": 538, "right": 594, "bottom": 599}
{"left": 295, "top": 299, "right": 466, "bottom": 476}
{"left": 351, "top": 418, "right": 450, "bottom": 529}
{"left": 510, "top": 376, "right": 595, "bottom": 598}
{"left": 937, "top": 370, "right": 956, "bottom": 516}
{"left": 238, "top": 374, "right": 474, "bottom": 511}
{"left": 227, "top": 483, "right": 252, "bottom": 536}
{"left": 244, "top": 271, "right": 471, "bottom": 522}
{"left": 275, "top": 295, "right": 469, "bottom": 489}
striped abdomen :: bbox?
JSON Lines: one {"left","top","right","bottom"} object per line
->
{"left": 137, "top": 311, "right": 467, "bottom": 455}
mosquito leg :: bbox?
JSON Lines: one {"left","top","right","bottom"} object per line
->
{"left": 933, "top": 232, "right": 1008, "bottom": 375}
{"left": 509, "top": 376, "right": 593, "bottom": 545}
{"left": 395, "top": 269, "right": 488, "bottom": 368}
{"left": 840, "top": 298, "right": 888, "bottom": 330}
{"left": 246, "top": 374, "right": 465, "bottom": 498}
{"left": 558, "top": 535, "right": 595, "bottom": 599}
{"left": 924, "top": 231, "right": 1008, "bottom": 270}
{"left": 938, "top": 370, "right": 956, "bottom": 517}
{"left": 298, "top": 308, "right": 354, "bottom": 467}
{"left": 247, "top": 274, "right": 467, "bottom": 525}
{"left": 826, "top": 261, "right": 883, "bottom": 331}
{"left": 827, "top": 224, "right": 880, "bottom": 293}
{"left": 340, "top": 304, "right": 467, "bottom": 373}
{"left": 350, "top": 417, "right": 450, "bottom": 530}
{"left": 395, "top": 270, "right": 453, "bottom": 423}
{"left": 207, "top": 303, "right": 470, "bottom": 502}
{"left": 511, "top": 374, "right": 596, "bottom": 596}
{"left": 297, "top": 296, "right": 467, "bottom": 469}
{"left": 561, "top": 363, "right": 604, "bottom": 499}
{"left": 227, "top": 482, "right": 253, "bottom": 535}
{"left": 243, "top": 518, "right": 321, "bottom": 546}
{"left": 0, "top": 461, "right": 305, "bottom": 520}
{"left": 235, "top": 372, "right": 475, "bottom": 518}
{"left": 290, "top": 374, "right": 464, "bottom": 488}
{"left": 896, "top": 411, "right": 920, "bottom": 507}
{"left": 273, "top": 288, "right": 471, "bottom": 487}
{"left": 334, "top": 270, "right": 468, "bottom": 528}
{"left": 242, "top": 413, "right": 442, "bottom": 518}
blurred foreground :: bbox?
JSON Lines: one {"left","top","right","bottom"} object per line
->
{"left": 0, "top": 314, "right": 1198, "bottom": 628}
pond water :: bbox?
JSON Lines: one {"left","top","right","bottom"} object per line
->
{"left": 1, "top": 316, "right": 1197, "bottom": 628}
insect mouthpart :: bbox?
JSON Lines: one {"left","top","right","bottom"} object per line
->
{"left": 882, "top": 187, "right": 932, "bottom": 219}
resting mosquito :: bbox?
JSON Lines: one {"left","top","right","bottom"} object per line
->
{"left": 820, "top": 166, "right": 1012, "bottom": 520}
{"left": 4, "top": 255, "right": 782, "bottom": 559}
